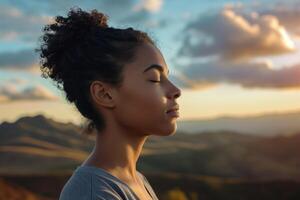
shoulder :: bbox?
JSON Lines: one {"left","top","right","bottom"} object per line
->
{"left": 59, "top": 167, "right": 123, "bottom": 200}
{"left": 59, "top": 167, "right": 92, "bottom": 200}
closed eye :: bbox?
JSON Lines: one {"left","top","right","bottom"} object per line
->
{"left": 149, "top": 80, "right": 161, "bottom": 83}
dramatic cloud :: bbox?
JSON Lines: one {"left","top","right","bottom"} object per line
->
{"left": 174, "top": 60, "right": 300, "bottom": 90}
{"left": 0, "top": 82, "right": 58, "bottom": 102}
{"left": 177, "top": 8, "right": 296, "bottom": 61}
{"left": 259, "top": 3, "right": 300, "bottom": 38}
{"left": 173, "top": 5, "right": 300, "bottom": 90}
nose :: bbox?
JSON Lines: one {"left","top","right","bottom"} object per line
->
{"left": 174, "top": 88, "right": 181, "bottom": 99}
{"left": 167, "top": 81, "right": 181, "bottom": 100}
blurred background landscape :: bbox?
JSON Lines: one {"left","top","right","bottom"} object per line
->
{"left": 1, "top": 0, "right": 300, "bottom": 199}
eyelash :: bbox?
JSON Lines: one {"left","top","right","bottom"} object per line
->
{"left": 149, "top": 74, "right": 168, "bottom": 83}
{"left": 150, "top": 80, "right": 161, "bottom": 83}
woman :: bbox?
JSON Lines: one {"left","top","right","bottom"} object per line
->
{"left": 37, "top": 7, "right": 181, "bottom": 200}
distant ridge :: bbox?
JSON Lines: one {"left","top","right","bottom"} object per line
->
{"left": 0, "top": 114, "right": 93, "bottom": 175}
{"left": 177, "top": 110, "right": 300, "bottom": 136}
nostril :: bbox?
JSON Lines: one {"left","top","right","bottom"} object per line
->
{"left": 174, "top": 91, "right": 181, "bottom": 98}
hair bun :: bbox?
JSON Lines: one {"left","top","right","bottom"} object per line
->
{"left": 68, "top": 7, "right": 109, "bottom": 28}
{"left": 85, "top": 8, "right": 109, "bottom": 29}
{"left": 49, "top": 7, "right": 109, "bottom": 42}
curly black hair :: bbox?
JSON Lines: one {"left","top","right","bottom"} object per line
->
{"left": 36, "top": 7, "right": 156, "bottom": 135}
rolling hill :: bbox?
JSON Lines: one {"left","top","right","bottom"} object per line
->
{"left": 1, "top": 114, "right": 300, "bottom": 199}
{"left": 0, "top": 114, "right": 300, "bottom": 181}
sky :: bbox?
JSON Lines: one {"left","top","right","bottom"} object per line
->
{"left": 0, "top": 0, "right": 300, "bottom": 125}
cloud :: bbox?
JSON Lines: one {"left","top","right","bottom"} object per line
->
{"left": 172, "top": 4, "right": 300, "bottom": 90}
{"left": 0, "top": 0, "right": 164, "bottom": 28}
{"left": 116, "top": 0, "right": 166, "bottom": 26}
{"left": 223, "top": 2, "right": 300, "bottom": 39}
{"left": 169, "top": 72, "right": 216, "bottom": 90}
{"left": 102, "top": 0, "right": 165, "bottom": 27}
{"left": 177, "top": 8, "right": 296, "bottom": 61}
{"left": 258, "top": 2, "right": 300, "bottom": 38}
{"left": 0, "top": 0, "right": 166, "bottom": 72}
{"left": 0, "top": 5, "right": 53, "bottom": 42}
{"left": 118, "top": 9, "right": 150, "bottom": 24}
{"left": 133, "top": 0, "right": 163, "bottom": 13}
{"left": 0, "top": 49, "right": 37, "bottom": 69}
{"left": 97, "top": 0, "right": 135, "bottom": 21}
{"left": 2, "top": 78, "right": 29, "bottom": 85}
{"left": 174, "top": 60, "right": 300, "bottom": 90}
{"left": 0, "top": 82, "right": 59, "bottom": 102}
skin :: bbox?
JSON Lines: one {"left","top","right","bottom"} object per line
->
{"left": 81, "top": 42, "right": 181, "bottom": 200}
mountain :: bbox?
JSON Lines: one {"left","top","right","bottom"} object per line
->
{"left": 0, "top": 114, "right": 94, "bottom": 174}
{"left": 1, "top": 114, "right": 300, "bottom": 181}
{"left": 141, "top": 131, "right": 300, "bottom": 181}
{"left": 177, "top": 110, "right": 300, "bottom": 136}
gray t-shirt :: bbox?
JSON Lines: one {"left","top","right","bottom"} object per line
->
{"left": 59, "top": 165, "right": 159, "bottom": 200}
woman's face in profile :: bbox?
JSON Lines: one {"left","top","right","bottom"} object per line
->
{"left": 113, "top": 42, "right": 181, "bottom": 137}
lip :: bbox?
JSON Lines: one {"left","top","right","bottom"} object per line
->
{"left": 166, "top": 104, "right": 179, "bottom": 113}
{"left": 166, "top": 110, "right": 180, "bottom": 118}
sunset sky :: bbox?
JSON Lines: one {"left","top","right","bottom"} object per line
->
{"left": 1, "top": 0, "right": 300, "bottom": 125}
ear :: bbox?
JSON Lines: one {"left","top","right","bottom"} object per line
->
{"left": 89, "top": 80, "right": 116, "bottom": 109}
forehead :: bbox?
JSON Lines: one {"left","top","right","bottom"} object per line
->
{"left": 125, "top": 43, "right": 168, "bottom": 74}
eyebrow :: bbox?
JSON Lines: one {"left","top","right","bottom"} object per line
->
{"left": 143, "top": 64, "right": 170, "bottom": 75}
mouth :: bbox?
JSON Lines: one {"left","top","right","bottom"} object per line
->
{"left": 166, "top": 108, "right": 179, "bottom": 113}
{"left": 166, "top": 105, "right": 180, "bottom": 113}
{"left": 166, "top": 109, "right": 179, "bottom": 118}
{"left": 166, "top": 106, "right": 180, "bottom": 118}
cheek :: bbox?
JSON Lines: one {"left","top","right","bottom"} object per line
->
{"left": 114, "top": 82, "right": 176, "bottom": 136}
{"left": 116, "top": 83, "right": 164, "bottom": 121}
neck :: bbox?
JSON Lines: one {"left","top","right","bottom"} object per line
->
{"left": 82, "top": 122, "right": 148, "bottom": 181}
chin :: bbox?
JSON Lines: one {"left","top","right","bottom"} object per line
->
{"left": 156, "top": 123, "right": 177, "bottom": 136}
